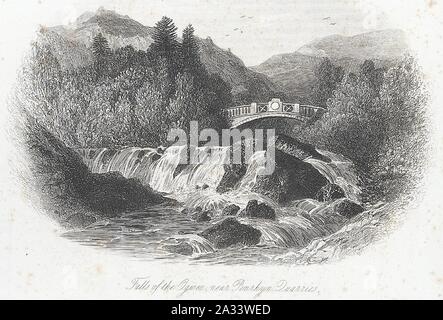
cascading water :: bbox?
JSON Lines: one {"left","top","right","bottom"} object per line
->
{"left": 80, "top": 146, "right": 230, "bottom": 194}
{"left": 75, "top": 144, "right": 364, "bottom": 261}
{"left": 304, "top": 149, "right": 362, "bottom": 203}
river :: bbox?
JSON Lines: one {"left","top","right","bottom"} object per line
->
{"left": 62, "top": 145, "right": 365, "bottom": 265}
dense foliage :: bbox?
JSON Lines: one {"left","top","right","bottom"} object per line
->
{"left": 295, "top": 56, "right": 428, "bottom": 201}
{"left": 17, "top": 17, "right": 428, "bottom": 202}
{"left": 19, "top": 17, "right": 231, "bottom": 148}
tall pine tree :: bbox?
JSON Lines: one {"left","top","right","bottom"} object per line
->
{"left": 151, "top": 16, "right": 178, "bottom": 59}
{"left": 180, "top": 24, "right": 201, "bottom": 73}
{"left": 92, "top": 33, "right": 111, "bottom": 79}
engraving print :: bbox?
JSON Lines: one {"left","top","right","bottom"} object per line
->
{"left": 9, "top": 2, "right": 428, "bottom": 266}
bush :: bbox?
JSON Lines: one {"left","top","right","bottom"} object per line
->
{"left": 18, "top": 18, "right": 232, "bottom": 149}
{"left": 296, "top": 56, "right": 428, "bottom": 202}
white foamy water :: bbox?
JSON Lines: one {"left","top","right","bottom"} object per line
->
{"left": 72, "top": 144, "right": 364, "bottom": 263}
{"left": 304, "top": 149, "right": 362, "bottom": 202}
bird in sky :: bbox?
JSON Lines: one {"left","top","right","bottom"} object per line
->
{"left": 234, "top": 28, "right": 239, "bottom": 31}
{"left": 240, "top": 15, "right": 246, "bottom": 18}
{"left": 225, "top": 34, "right": 230, "bottom": 37}
{"left": 322, "top": 16, "right": 331, "bottom": 20}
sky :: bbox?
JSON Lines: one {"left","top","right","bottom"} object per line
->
{"left": 1, "top": 0, "right": 398, "bottom": 66}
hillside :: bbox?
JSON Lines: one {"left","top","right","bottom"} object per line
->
{"left": 252, "top": 29, "right": 408, "bottom": 101}
{"left": 38, "top": 8, "right": 278, "bottom": 102}
{"left": 298, "top": 29, "right": 407, "bottom": 61}
{"left": 197, "top": 37, "right": 279, "bottom": 102}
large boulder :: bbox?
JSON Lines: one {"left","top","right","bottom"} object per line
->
{"left": 315, "top": 183, "right": 346, "bottom": 202}
{"left": 333, "top": 199, "right": 364, "bottom": 219}
{"left": 251, "top": 150, "right": 328, "bottom": 203}
{"left": 222, "top": 204, "right": 240, "bottom": 216}
{"left": 190, "top": 208, "right": 212, "bottom": 222}
{"left": 163, "top": 242, "right": 194, "bottom": 256}
{"left": 86, "top": 172, "right": 166, "bottom": 216}
{"left": 199, "top": 218, "right": 262, "bottom": 249}
{"left": 238, "top": 200, "right": 276, "bottom": 220}
{"left": 23, "top": 116, "right": 168, "bottom": 228}
{"left": 275, "top": 134, "right": 331, "bottom": 162}
{"left": 216, "top": 164, "right": 247, "bottom": 193}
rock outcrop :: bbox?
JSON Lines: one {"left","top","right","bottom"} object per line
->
{"left": 163, "top": 242, "right": 194, "bottom": 256}
{"left": 238, "top": 200, "right": 276, "bottom": 220}
{"left": 23, "top": 116, "right": 168, "bottom": 229}
{"left": 251, "top": 150, "right": 328, "bottom": 203}
{"left": 333, "top": 199, "right": 364, "bottom": 219}
{"left": 190, "top": 208, "right": 212, "bottom": 222}
{"left": 315, "top": 183, "right": 346, "bottom": 202}
{"left": 216, "top": 164, "right": 247, "bottom": 194}
{"left": 199, "top": 218, "right": 262, "bottom": 249}
{"left": 222, "top": 204, "right": 240, "bottom": 216}
{"left": 275, "top": 134, "right": 331, "bottom": 162}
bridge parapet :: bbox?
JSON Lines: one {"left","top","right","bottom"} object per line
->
{"left": 226, "top": 98, "right": 324, "bottom": 125}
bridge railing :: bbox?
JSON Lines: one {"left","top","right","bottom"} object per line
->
{"left": 226, "top": 105, "right": 253, "bottom": 118}
{"left": 226, "top": 102, "right": 325, "bottom": 119}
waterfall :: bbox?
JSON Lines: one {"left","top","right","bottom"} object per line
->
{"left": 78, "top": 145, "right": 361, "bottom": 207}
{"left": 78, "top": 147, "right": 159, "bottom": 177}
{"left": 79, "top": 146, "right": 232, "bottom": 195}
{"left": 76, "top": 144, "right": 364, "bottom": 255}
{"left": 172, "top": 146, "right": 231, "bottom": 192}
{"left": 237, "top": 151, "right": 267, "bottom": 190}
{"left": 304, "top": 149, "right": 362, "bottom": 202}
{"left": 144, "top": 146, "right": 188, "bottom": 193}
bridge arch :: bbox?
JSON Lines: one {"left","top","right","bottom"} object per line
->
{"left": 230, "top": 112, "right": 307, "bottom": 128}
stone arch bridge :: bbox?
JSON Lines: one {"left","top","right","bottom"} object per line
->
{"left": 226, "top": 98, "right": 325, "bottom": 128}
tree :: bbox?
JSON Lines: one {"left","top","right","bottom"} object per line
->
{"left": 19, "top": 43, "right": 62, "bottom": 135}
{"left": 373, "top": 56, "right": 428, "bottom": 199}
{"left": 77, "top": 81, "right": 115, "bottom": 147}
{"left": 135, "top": 80, "right": 169, "bottom": 146}
{"left": 305, "top": 72, "right": 383, "bottom": 169}
{"left": 312, "top": 58, "right": 344, "bottom": 107}
{"left": 92, "top": 33, "right": 111, "bottom": 78}
{"left": 360, "top": 60, "right": 383, "bottom": 95}
{"left": 151, "top": 16, "right": 179, "bottom": 60}
{"left": 110, "top": 96, "right": 133, "bottom": 146}
{"left": 180, "top": 24, "right": 201, "bottom": 73}
{"left": 54, "top": 68, "right": 94, "bottom": 147}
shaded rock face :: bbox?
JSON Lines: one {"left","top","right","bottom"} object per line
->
{"left": 238, "top": 200, "right": 276, "bottom": 220}
{"left": 275, "top": 134, "right": 331, "bottom": 163}
{"left": 86, "top": 171, "right": 165, "bottom": 216}
{"left": 216, "top": 164, "right": 247, "bottom": 194}
{"left": 315, "top": 183, "right": 346, "bottom": 202}
{"left": 222, "top": 204, "right": 240, "bottom": 216}
{"left": 251, "top": 150, "right": 328, "bottom": 203}
{"left": 333, "top": 199, "right": 364, "bottom": 219}
{"left": 191, "top": 208, "right": 212, "bottom": 222}
{"left": 23, "top": 116, "right": 167, "bottom": 229}
{"left": 199, "top": 218, "right": 262, "bottom": 249}
{"left": 65, "top": 213, "right": 97, "bottom": 228}
{"left": 163, "top": 243, "right": 194, "bottom": 256}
